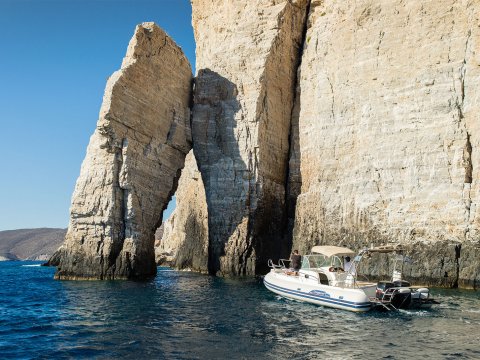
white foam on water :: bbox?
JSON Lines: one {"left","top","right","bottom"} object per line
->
{"left": 22, "top": 264, "right": 42, "bottom": 267}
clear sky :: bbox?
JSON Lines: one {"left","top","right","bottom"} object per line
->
{"left": 0, "top": 0, "right": 195, "bottom": 230}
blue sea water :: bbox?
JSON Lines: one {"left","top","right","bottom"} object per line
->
{"left": 0, "top": 261, "right": 479, "bottom": 360}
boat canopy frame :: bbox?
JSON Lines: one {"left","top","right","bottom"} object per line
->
{"left": 310, "top": 245, "right": 355, "bottom": 257}
{"left": 351, "top": 244, "right": 407, "bottom": 283}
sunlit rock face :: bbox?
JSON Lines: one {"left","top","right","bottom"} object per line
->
{"left": 291, "top": 0, "right": 480, "bottom": 287}
{"left": 52, "top": 23, "right": 192, "bottom": 280}
{"left": 50, "top": 1, "right": 480, "bottom": 288}
{"left": 155, "top": 150, "right": 209, "bottom": 273}
{"left": 191, "top": 0, "right": 309, "bottom": 275}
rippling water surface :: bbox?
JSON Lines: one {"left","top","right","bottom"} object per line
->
{"left": 1, "top": 261, "right": 479, "bottom": 359}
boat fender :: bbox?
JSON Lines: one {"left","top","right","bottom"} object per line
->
{"left": 397, "top": 288, "right": 411, "bottom": 294}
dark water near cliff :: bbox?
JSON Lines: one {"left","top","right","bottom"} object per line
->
{"left": 1, "top": 261, "right": 479, "bottom": 360}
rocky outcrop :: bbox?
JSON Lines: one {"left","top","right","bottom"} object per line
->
{"left": 291, "top": 0, "right": 480, "bottom": 287}
{"left": 52, "top": 23, "right": 192, "bottom": 280}
{"left": 191, "top": 0, "right": 309, "bottom": 276}
{"left": 155, "top": 150, "right": 208, "bottom": 272}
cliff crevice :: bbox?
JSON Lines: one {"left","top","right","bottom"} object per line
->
{"left": 285, "top": 0, "right": 311, "bottom": 253}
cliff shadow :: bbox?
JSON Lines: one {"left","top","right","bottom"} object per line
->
{"left": 253, "top": 47, "right": 305, "bottom": 273}
{"left": 192, "top": 69, "right": 250, "bottom": 275}
{"left": 284, "top": 76, "right": 303, "bottom": 259}
{"left": 192, "top": 65, "right": 305, "bottom": 275}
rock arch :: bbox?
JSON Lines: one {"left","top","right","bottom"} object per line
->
{"left": 50, "top": 23, "right": 192, "bottom": 279}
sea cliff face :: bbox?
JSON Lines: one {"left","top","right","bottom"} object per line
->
{"left": 290, "top": 0, "right": 480, "bottom": 288}
{"left": 51, "top": 23, "right": 192, "bottom": 280}
{"left": 53, "top": 1, "right": 480, "bottom": 287}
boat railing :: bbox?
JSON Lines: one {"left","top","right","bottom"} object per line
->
{"left": 267, "top": 259, "right": 279, "bottom": 269}
{"left": 350, "top": 273, "right": 370, "bottom": 288}
{"left": 267, "top": 259, "right": 291, "bottom": 270}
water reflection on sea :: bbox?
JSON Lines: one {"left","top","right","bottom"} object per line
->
{"left": 0, "top": 262, "right": 479, "bottom": 359}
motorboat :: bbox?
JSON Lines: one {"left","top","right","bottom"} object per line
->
{"left": 264, "top": 244, "right": 438, "bottom": 312}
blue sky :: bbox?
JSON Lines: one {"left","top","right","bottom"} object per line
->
{"left": 0, "top": 0, "right": 195, "bottom": 230}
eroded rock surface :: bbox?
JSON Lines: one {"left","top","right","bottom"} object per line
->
{"left": 291, "top": 0, "right": 480, "bottom": 287}
{"left": 155, "top": 150, "right": 209, "bottom": 272}
{"left": 191, "top": 0, "right": 309, "bottom": 275}
{"left": 50, "top": 1, "right": 480, "bottom": 287}
{"left": 52, "top": 23, "right": 192, "bottom": 280}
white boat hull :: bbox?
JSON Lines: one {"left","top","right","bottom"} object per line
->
{"left": 264, "top": 271, "right": 373, "bottom": 312}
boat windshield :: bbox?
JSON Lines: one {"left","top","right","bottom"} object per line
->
{"left": 301, "top": 255, "right": 344, "bottom": 269}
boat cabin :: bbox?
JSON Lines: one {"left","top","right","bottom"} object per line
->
{"left": 299, "top": 246, "right": 356, "bottom": 287}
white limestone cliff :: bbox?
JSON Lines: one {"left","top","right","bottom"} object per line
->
{"left": 191, "top": 0, "right": 309, "bottom": 275}
{"left": 52, "top": 23, "right": 192, "bottom": 279}
{"left": 51, "top": 1, "right": 480, "bottom": 287}
{"left": 291, "top": 0, "right": 480, "bottom": 287}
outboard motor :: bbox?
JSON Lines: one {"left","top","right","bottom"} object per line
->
{"left": 391, "top": 280, "right": 412, "bottom": 309}
{"left": 376, "top": 280, "right": 412, "bottom": 309}
{"left": 416, "top": 288, "right": 429, "bottom": 300}
{"left": 391, "top": 288, "right": 412, "bottom": 309}
{"left": 411, "top": 287, "right": 430, "bottom": 304}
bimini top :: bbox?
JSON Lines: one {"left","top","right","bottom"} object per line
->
{"left": 310, "top": 246, "right": 355, "bottom": 257}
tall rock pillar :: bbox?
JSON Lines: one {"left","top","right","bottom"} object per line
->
{"left": 52, "top": 23, "right": 192, "bottom": 279}
{"left": 191, "top": 0, "right": 309, "bottom": 275}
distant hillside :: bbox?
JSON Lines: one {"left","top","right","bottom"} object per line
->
{"left": 0, "top": 228, "right": 66, "bottom": 261}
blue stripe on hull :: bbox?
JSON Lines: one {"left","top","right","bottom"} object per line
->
{"left": 264, "top": 278, "right": 372, "bottom": 312}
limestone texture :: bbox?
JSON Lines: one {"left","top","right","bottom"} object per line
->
{"left": 155, "top": 150, "right": 209, "bottom": 272}
{"left": 191, "top": 0, "right": 309, "bottom": 275}
{"left": 291, "top": 0, "right": 480, "bottom": 287}
{"left": 50, "top": 0, "right": 480, "bottom": 288}
{"left": 52, "top": 23, "right": 192, "bottom": 280}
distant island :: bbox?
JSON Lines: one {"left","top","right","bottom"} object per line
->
{"left": 0, "top": 228, "right": 66, "bottom": 261}
{"left": 0, "top": 227, "right": 169, "bottom": 264}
